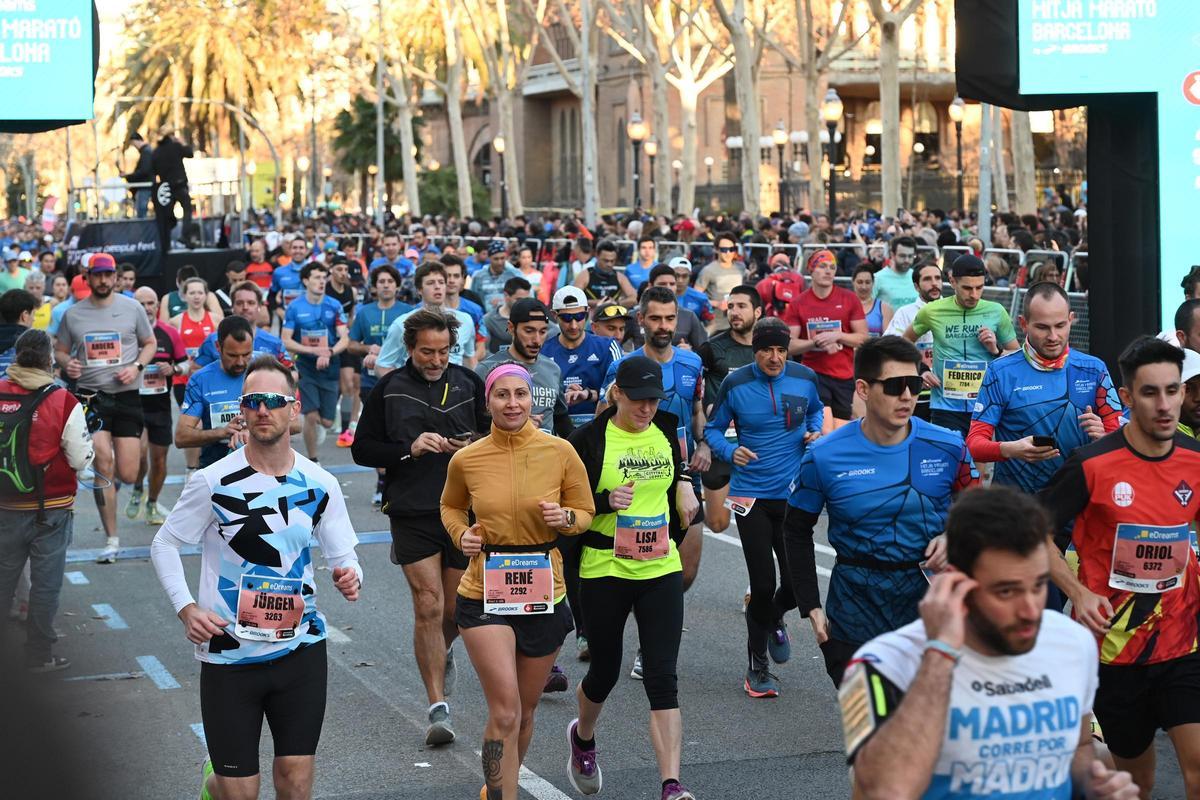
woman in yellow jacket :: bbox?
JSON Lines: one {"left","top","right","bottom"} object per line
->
{"left": 441, "top": 362, "right": 594, "bottom": 800}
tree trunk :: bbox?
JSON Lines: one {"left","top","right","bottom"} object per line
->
{"left": 359, "top": 170, "right": 368, "bottom": 213}
{"left": 878, "top": 17, "right": 902, "bottom": 216}
{"left": 394, "top": 88, "right": 421, "bottom": 217}
{"left": 729, "top": 17, "right": 761, "bottom": 216}
{"left": 496, "top": 87, "right": 524, "bottom": 217}
{"left": 677, "top": 84, "right": 699, "bottom": 216}
{"left": 977, "top": 102, "right": 993, "bottom": 248}
{"left": 578, "top": 0, "right": 600, "bottom": 226}
{"left": 441, "top": 4, "right": 474, "bottom": 219}
{"left": 649, "top": 58, "right": 673, "bottom": 215}
{"left": 803, "top": 67, "right": 821, "bottom": 212}
{"left": 1011, "top": 109, "right": 1036, "bottom": 214}
{"left": 992, "top": 104, "right": 1009, "bottom": 213}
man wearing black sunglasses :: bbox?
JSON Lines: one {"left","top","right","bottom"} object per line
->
{"left": 784, "top": 335, "right": 980, "bottom": 687}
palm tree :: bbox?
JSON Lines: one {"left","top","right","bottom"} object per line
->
{"left": 331, "top": 93, "right": 422, "bottom": 209}
{"left": 112, "top": 0, "right": 333, "bottom": 151}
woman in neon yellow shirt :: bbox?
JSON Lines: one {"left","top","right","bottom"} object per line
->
{"left": 564, "top": 355, "right": 701, "bottom": 800}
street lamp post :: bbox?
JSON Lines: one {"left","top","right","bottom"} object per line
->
{"left": 322, "top": 166, "right": 332, "bottom": 209}
{"left": 245, "top": 160, "right": 256, "bottom": 212}
{"left": 948, "top": 95, "right": 966, "bottom": 213}
{"left": 492, "top": 135, "right": 507, "bottom": 221}
{"left": 626, "top": 112, "right": 649, "bottom": 211}
{"left": 367, "top": 163, "right": 378, "bottom": 215}
{"left": 644, "top": 138, "right": 658, "bottom": 210}
{"left": 296, "top": 156, "right": 310, "bottom": 214}
{"left": 821, "top": 88, "right": 844, "bottom": 219}
{"left": 772, "top": 120, "right": 788, "bottom": 212}
{"left": 704, "top": 155, "right": 714, "bottom": 186}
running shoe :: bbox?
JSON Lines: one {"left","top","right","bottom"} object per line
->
{"left": 630, "top": 649, "right": 644, "bottom": 680}
{"left": 125, "top": 487, "right": 144, "bottom": 520}
{"left": 199, "top": 758, "right": 214, "bottom": 800}
{"left": 744, "top": 667, "right": 780, "bottom": 698}
{"left": 96, "top": 537, "right": 120, "bottom": 564}
{"left": 424, "top": 702, "right": 455, "bottom": 746}
{"left": 336, "top": 429, "right": 355, "bottom": 447}
{"left": 566, "top": 719, "right": 602, "bottom": 795}
{"left": 543, "top": 664, "right": 569, "bottom": 693}
{"left": 742, "top": 585, "right": 751, "bottom": 614}
{"left": 577, "top": 635, "right": 591, "bottom": 662}
{"left": 146, "top": 502, "right": 167, "bottom": 526}
{"left": 662, "top": 780, "right": 696, "bottom": 800}
{"left": 315, "top": 424, "right": 328, "bottom": 447}
{"left": 768, "top": 623, "right": 791, "bottom": 664}
{"left": 27, "top": 655, "right": 70, "bottom": 673}
{"left": 444, "top": 647, "right": 456, "bottom": 698}
{"left": 372, "top": 491, "right": 383, "bottom": 507}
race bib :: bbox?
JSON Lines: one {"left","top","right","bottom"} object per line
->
{"left": 281, "top": 288, "right": 302, "bottom": 308}
{"left": 838, "top": 662, "right": 878, "bottom": 758}
{"left": 613, "top": 513, "right": 670, "bottom": 561}
{"left": 1109, "top": 523, "right": 1191, "bottom": 593}
{"left": 139, "top": 365, "right": 168, "bottom": 395}
{"left": 483, "top": 552, "right": 553, "bottom": 615}
{"left": 83, "top": 332, "right": 121, "bottom": 367}
{"left": 724, "top": 495, "right": 756, "bottom": 517}
{"left": 234, "top": 575, "right": 305, "bottom": 641}
{"left": 301, "top": 328, "right": 328, "bottom": 349}
{"left": 916, "top": 340, "right": 934, "bottom": 368}
{"left": 942, "top": 359, "right": 987, "bottom": 401}
{"left": 209, "top": 399, "right": 241, "bottom": 430}
{"left": 806, "top": 319, "right": 843, "bottom": 339}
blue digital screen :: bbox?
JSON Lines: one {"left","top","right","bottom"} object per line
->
{"left": 1017, "top": 1, "right": 1200, "bottom": 329}
{"left": 0, "top": 0, "right": 94, "bottom": 121}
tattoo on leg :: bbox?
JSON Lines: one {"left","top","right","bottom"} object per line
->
{"left": 483, "top": 738, "right": 503, "bottom": 797}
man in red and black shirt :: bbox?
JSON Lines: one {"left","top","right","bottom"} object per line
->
{"left": 1039, "top": 336, "right": 1200, "bottom": 797}
{"left": 787, "top": 249, "right": 868, "bottom": 432}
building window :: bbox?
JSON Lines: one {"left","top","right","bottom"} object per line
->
{"left": 912, "top": 101, "right": 939, "bottom": 166}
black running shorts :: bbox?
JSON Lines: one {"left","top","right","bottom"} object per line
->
{"left": 389, "top": 512, "right": 469, "bottom": 570}
{"left": 1093, "top": 650, "right": 1200, "bottom": 759}
{"left": 455, "top": 595, "right": 574, "bottom": 658}
{"left": 816, "top": 373, "right": 854, "bottom": 421}
{"left": 199, "top": 640, "right": 328, "bottom": 778}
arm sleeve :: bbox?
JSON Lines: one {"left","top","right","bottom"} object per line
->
{"left": 567, "top": 426, "right": 613, "bottom": 516}
{"left": 703, "top": 379, "right": 738, "bottom": 463}
{"left": 376, "top": 320, "right": 406, "bottom": 370}
{"left": 553, "top": 403, "right": 574, "bottom": 438}
{"left": 1095, "top": 368, "right": 1123, "bottom": 431}
{"left": 966, "top": 420, "right": 1005, "bottom": 464}
{"left": 60, "top": 402, "right": 94, "bottom": 472}
{"left": 783, "top": 506, "right": 824, "bottom": 615}
{"left": 558, "top": 448, "right": 596, "bottom": 534}
{"left": 598, "top": 360, "right": 618, "bottom": 403}
{"left": 910, "top": 305, "right": 931, "bottom": 337}
{"left": 953, "top": 439, "right": 982, "bottom": 494}
{"left": 135, "top": 305, "right": 155, "bottom": 343}
{"left": 193, "top": 336, "right": 217, "bottom": 368}
{"left": 181, "top": 378, "right": 205, "bottom": 419}
{"left": 348, "top": 312, "right": 366, "bottom": 343}
{"left": 151, "top": 471, "right": 216, "bottom": 613}
{"left": 806, "top": 380, "right": 825, "bottom": 432}
{"left": 688, "top": 314, "right": 708, "bottom": 349}
{"left": 349, "top": 378, "right": 411, "bottom": 468}
{"left": 314, "top": 482, "right": 364, "bottom": 587}
{"left": 1036, "top": 452, "right": 1091, "bottom": 548}
{"left": 440, "top": 452, "right": 472, "bottom": 548}
{"left": 996, "top": 309, "right": 1018, "bottom": 345}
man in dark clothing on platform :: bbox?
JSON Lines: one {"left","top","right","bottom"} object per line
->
{"left": 151, "top": 127, "right": 195, "bottom": 251}
{"left": 123, "top": 133, "right": 154, "bottom": 218}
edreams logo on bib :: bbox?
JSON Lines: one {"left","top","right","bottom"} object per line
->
{"left": 970, "top": 674, "right": 1053, "bottom": 697}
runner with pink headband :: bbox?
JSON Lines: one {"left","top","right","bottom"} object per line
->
{"left": 484, "top": 362, "right": 532, "bottom": 397}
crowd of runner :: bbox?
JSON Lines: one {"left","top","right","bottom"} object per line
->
{"left": 0, "top": 195, "right": 1191, "bottom": 800}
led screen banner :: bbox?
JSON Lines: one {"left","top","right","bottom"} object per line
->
{"left": 1017, "top": 0, "right": 1200, "bottom": 329}
{"left": 0, "top": 0, "right": 94, "bottom": 123}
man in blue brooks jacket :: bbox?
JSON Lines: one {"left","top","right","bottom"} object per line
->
{"left": 704, "top": 317, "right": 823, "bottom": 699}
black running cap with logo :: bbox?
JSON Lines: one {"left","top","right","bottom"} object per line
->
{"left": 614, "top": 355, "right": 667, "bottom": 401}
{"left": 950, "top": 253, "right": 987, "bottom": 278}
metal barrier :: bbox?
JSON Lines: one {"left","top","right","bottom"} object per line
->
{"left": 1066, "top": 251, "right": 1087, "bottom": 292}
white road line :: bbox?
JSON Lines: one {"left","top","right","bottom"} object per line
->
{"left": 91, "top": 603, "right": 128, "bottom": 630}
{"left": 326, "top": 625, "right": 351, "bottom": 643}
{"left": 65, "top": 571, "right": 89, "bottom": 585}
{"left": 702, "top": 529, "right": 832, "bottom": 576}
{"left": 135, "top": 655, "right": 181, "bottom": 690}
{"left": 474, "top": 751, "right": 574, "bottom": 800}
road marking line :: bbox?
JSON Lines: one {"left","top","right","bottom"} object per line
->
{"left": 190, "top": 723, "right": 207, "bottom": 745}
{"left": 326, "top": 625, "right": 351, "bottom": 643}
{"left": 474, "top": 751, "right": 573, "bottom": 800}
{"left": 162, "top": 462, "right": 372, "bottom": 485}
{"left": 67, "top": 530, "right": 394, "bottom": 563}
{"left": 63, "top": 671, "right": 142, "bottom": 682}
{"left": 702, "top": 530, "right": 832, "bottom": 576}
{"left": 91, "top": 603, "right": 128, "bottom": 629}
{"left": 65, "top": 571, "right": 89, "bottom": 585}
{"left": 136, "top": 655, "right": 181, "bottom": 690}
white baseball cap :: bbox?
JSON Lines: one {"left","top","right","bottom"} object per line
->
{"left": 552, "top": 286, "right": 588, "bottom": 311}
{"left": 1184, "top": 349, "right": 1200, "bottom": 384}
{"left": 668, "top": 256, "right": 692, "bottom": 273}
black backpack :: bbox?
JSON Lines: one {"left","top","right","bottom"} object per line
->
{"left": 0, "top": 384, "right": 61, "bottom": 520}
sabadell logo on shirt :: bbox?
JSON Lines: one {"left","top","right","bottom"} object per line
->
{"left": 970, "top": 674, "right": 1053, "bottom": 697}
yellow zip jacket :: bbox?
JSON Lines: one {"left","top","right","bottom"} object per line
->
{"left": 441, "top": 420, "right": 595, "bottom": 601}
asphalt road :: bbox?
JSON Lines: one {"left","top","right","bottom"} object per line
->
{"left": 19, "top": 434, "right": 1187, "bottom": 799}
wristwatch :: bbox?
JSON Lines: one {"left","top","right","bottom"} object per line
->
{"left": 136, "top": 361, "right": 146, "bottom": 372}
{"left": 560, "top": 509, "right": 576, "bottom": 530}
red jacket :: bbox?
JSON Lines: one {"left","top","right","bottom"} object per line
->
{"left": 0, "top": 378, "right": 92, "bottom": 510}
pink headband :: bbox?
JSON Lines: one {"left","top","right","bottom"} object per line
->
{"left": 485, "top": 363, "right": 532, "bottom": 398}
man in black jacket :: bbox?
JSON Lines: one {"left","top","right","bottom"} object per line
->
{"left": 350, "top": 308, "right": 487, "bottom": 748}
{"left": 123, "top": 132, "right": 154, "bottom": 218}
{"left": 151, "top": 127, "right": 195, "bottom": 250}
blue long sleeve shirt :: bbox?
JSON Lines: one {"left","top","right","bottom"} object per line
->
{"left": 704, "top": 361, "right": 824, "bottom": 499}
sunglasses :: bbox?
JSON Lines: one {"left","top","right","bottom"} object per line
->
{"left": 239, "top": 392, "right": 296, "bottom": 410}
{"left": 596, "top": 305, "right": 628, "bottom": 319}
{"left": 558, "top": 311, "right": 588, "bottom": 323}
{"left": 717, "top": 246, "right": 738, "bottom": 253}
{"left": 866, "top": 376, "right": 924, "bottom": 397}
